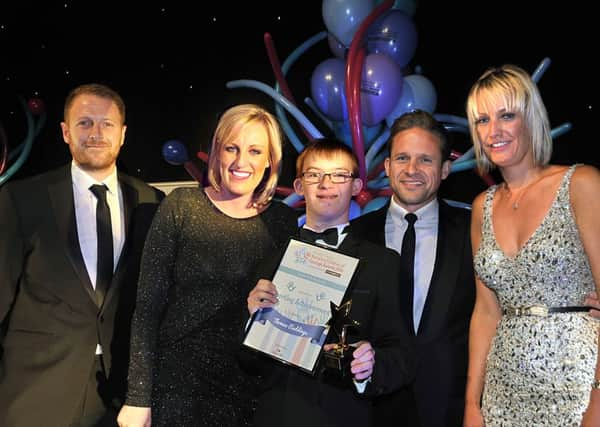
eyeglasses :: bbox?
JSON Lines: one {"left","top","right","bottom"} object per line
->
{"left": 301, "top": 171, "right": 355, "bottom": 184}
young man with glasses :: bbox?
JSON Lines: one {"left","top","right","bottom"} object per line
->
{"left": 244, "top": 138, "right": 415, "bottom": 427}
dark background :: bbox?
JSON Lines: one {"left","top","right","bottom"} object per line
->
{"left": 1, "top": 1, "right": 596, "bottom": 204}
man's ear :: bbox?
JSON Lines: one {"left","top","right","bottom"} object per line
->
{"left": 351, "top": 178, "right": 363, "bottom": 196}
{"left": 293, "top": 177, "right": 304, "bottom": 196}
{"left": 441, "top": 160, "right": 451, "bottom": 181}
{"left": 60, "top": 122, "right": 70, "bottom": 145}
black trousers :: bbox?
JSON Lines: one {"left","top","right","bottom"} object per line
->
{"left": 74, "top": 355, "right": 118, "bottom": 427}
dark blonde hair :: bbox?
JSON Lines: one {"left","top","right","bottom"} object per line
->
{"left": 207, "top": 104, "right": 283, "bottom": 207}
{"left": 295, "top": 138, "right": 359, "bottom": 177}
{"left": 64, "top": 83, "right": 126, "bottom": 124}
{"left": 466, "top": 64, "right": 552, "bottom": 173}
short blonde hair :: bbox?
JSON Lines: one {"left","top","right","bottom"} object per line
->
{"left": 207, "top": 104, "right": 283, "bottom": 207}
{"left": 466, "top": 64, "right": 552, "bottom": 173}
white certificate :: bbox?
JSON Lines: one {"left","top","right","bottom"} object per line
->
{"left": 243, "top": 238, "right": 360, "bottom": 373}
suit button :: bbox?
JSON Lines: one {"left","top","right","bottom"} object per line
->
{"left": 99, "top": 315, "right": 104, "bottom": 323}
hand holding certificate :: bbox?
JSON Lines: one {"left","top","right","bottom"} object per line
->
{"left": 243, "top": 238, "right": 360, "bottom": 373}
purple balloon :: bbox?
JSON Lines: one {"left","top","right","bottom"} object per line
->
{"left": 359, "top": 53, "right": 403, "bottom": 126}
{"left": 327, "top": 33, "right": 347, "bottom": 59}
{"left": 367, "top": 10, "right": 418, "bottom": 67}
{"left": 162, "top": 140, "right": 189, "bottom": 165}
{"left": 311, "top": 57, "right": 348, "bottom": 122}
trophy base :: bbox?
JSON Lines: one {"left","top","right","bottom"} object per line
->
{"left": 322, "top": 346, "right": 353, "bottom": 385}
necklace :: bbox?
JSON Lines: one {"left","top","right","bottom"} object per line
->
{"left": 504, "top": 174, "right": 547, "bottom": 210}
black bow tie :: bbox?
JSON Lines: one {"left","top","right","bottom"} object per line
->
{"left": 299, "top": 227, "right": 339, "bottom": 246}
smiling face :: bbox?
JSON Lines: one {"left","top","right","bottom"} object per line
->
{"left": 61, "top": 93, "right": 126, "bottom": 180}
{"left": 473, "top": 102, "right": 531, "bottom": 170}
{"left": 384, "top": 127, "right": 450, "bottom": 212}
{"left": 294, "top": 151, "right": 362, "bottom": 229}
{"left": 216, "top": 121, "right": 271, "bottom": 201}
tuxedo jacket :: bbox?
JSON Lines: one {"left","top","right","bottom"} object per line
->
{"left": 0, "top": 165, "right": 163, "bottom": 427}
{"left": 244, "top": 232, "right": 416, "bottom": 427}
{"left": 350, "top": 200, "right": 475, "bottom": 427}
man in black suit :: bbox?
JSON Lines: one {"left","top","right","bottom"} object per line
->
{"left": 0, "top": 83, "right": 163, "bottom": 427}
{"left": 350, "top": 110, "right": 475, "bottom": 427}
{"left": 245, "top": 138, "right": 415, "bottom": 427}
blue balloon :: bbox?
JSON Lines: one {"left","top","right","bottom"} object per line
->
{"left": 327, "top": 33, "right": 347, "bottom": 59}
{"left": 375, "top": 0, "right": 417, "bottom": 16}
{"left": 311, "top": 58, "right": 348, "bottom": 122}
{"left": 404, "top": 74, "right": 437, "bottom": 113}
{"left": 332, "top": 120, "right": 383, "bottom": 149}
{"left": 162, "top": 140, "right": 189, "bottom": 165}
{"left": 385, "top": 74, "right": 437, "bottom": 128}
{"left": 385, "top": 77, "right": 415, "bottom": 128}
{"left": 322, "top": 0, "right": 376, "bottom": 46}
{"left": 361, "top": 196, "right": 389, "bottom": 215}
{"left": 349, "top": 199, "right": 362, "bottom": 220}
{"left": 367, "top": 10, "right": 418, "bottom": 67}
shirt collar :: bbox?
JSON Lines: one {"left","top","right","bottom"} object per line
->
{"left": 71, "top": 161, "right": 119, "bottom": 196}
{"left": 388, "top": 197, "right": 438, "bottom": 225}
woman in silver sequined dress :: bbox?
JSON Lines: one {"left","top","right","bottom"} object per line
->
{"left": 463, "top": 64, "right": 600, "bottom": 426}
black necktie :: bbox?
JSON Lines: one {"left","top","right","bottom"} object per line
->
{"left": 399, "top": 213, "right": 417, "bottom": 334}
{"left": 90, "top": 184, "right": 113, "bottom": 307}
{"left": 299, "top": 227, "right": 339, "bottom": 246}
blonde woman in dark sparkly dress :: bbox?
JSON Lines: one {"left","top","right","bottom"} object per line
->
{"left": 463, "top": 64, "right": 600, "bottom": 426}
{"left": 117, "top": 104, "right": 298, "bottom": 427}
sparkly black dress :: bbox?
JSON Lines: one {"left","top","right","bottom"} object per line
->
{"left": 125, "top": 187, "right": 298, "bottom": 426}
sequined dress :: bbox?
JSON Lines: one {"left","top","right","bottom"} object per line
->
{"left": 125, "top": 187, "right": 298, "bottom": 426}
{"left": 474, "top": 165, "right": 598, "bottom": 426}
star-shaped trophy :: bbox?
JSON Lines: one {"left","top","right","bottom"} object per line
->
{"left": 322, "top": 299, "right": 360, "bottom": 379}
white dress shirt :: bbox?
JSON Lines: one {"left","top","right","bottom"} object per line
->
{"left": 71, "top": 162, "right": 125, "bottom": 354}
{"left": 385, "top": 197, "right": 439, "bottom": 332}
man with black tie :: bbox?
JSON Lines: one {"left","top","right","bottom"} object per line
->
{"left": 350, "top": 110, "right": 475, "bottom": 427}
{"left": 245, "top": 138, "right": 415, "bottom": 427}
{"left": 0, "top": 83, "right": 163, "bottom": 426}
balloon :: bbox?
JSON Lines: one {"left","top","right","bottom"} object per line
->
{"left": 531, "top": 57, "right": 551, "bottom": 83}
{"left": 332, "top": 120, "right": 383, "bottom": 149}
{"left": 385, "top": 78, "right": 415, "bottom": 127}
{"left": 359, "top": 53, "right": 403, "bottom": 126}
{"left": 375, "top": 0, "right": 417, "bottom": 16}
{"left": 227, "top": 79, "right": 324, "bottom": 139}
{"left": 276, "top": 31, "right": 328, "bottom": 153}
{"left": 162, "top": 140, "right": 188, "bottom": 165}
{"left": 404, "top": 74, "right": 437, "bottom": 113}
{"left": 322, "top": 0, "right": 376, "bottom": 46}
{"left": 349, "top": 199, "right": 362, "bottom": 220}
{"left": 354, "top": 189, "right": 373, "bottom": 208}
{"left": 361, "top": 196, "right": 389, "bottom": 215}
{"left": 367, "top": 10, "right": 418, "bottom": 67}
{"left": 327, "top": 33, "right": 347, "bottom": 59}
{"left": 0, "top": 98, "right": 37, "bottom": 187}
{"left": 551, "top": 122, "right": 572, "bottom": 139}
{"left": 450, "top": 158, "right": 477, "bottom": 173}
{"left": 385, "top": 74, "right": 437, "bottom": 127}
{"left": 27, "top": 98, "right": 46, "bottom": 115}
{"left": 310, "top": 57, "right": 348, "bottom": 121}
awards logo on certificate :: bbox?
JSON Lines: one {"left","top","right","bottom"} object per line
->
{"left": 243, "top": 238, "right": 360, "bottom": 374}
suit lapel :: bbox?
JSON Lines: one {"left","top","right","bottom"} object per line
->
{"left": 48, "top": 167, "right": 97, "bottom": 305}
{"left": 417, "top": 201, "right": 465, "bottom": 337}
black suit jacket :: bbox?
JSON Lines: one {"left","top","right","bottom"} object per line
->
{"left": 244, "top": 233, "right": 415, "bottom": 427}
{"left": 350, "top": 200, "right": 475, "bottom": 427}
{"left": 0, "top": 165, "right": 163, "bottom": 427}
